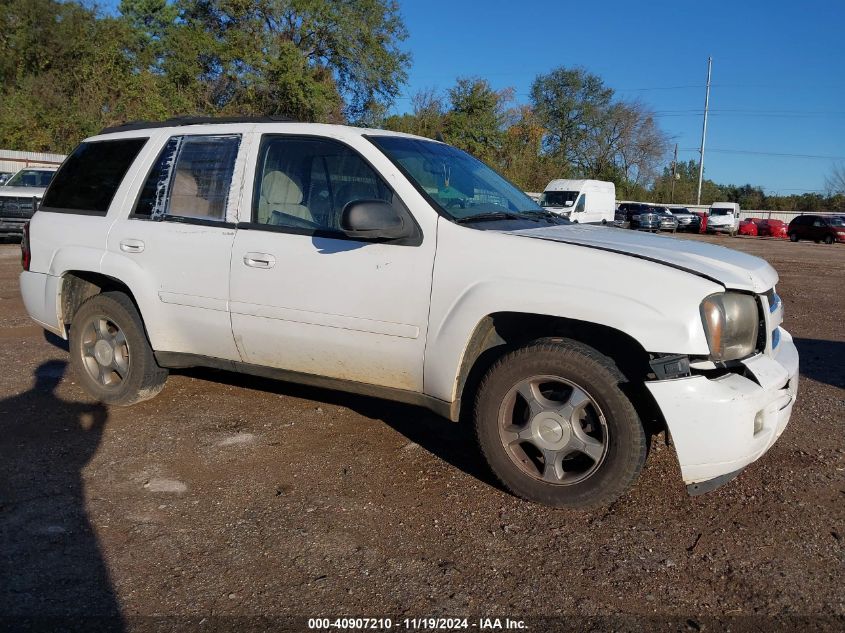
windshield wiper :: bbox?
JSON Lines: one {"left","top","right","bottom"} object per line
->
{"left": 454, "top": 211, "right": 528, "bottom": 224}
{"left": 521, "top": 209, "right": 566, "bottom": 221}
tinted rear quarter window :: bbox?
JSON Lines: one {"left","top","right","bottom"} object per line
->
{"left": 41, "top": 138, "right": 147, "bottom": 214}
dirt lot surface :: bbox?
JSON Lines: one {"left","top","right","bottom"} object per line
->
{"left": 0, "top": 234, "right": 843, "bottom": 631}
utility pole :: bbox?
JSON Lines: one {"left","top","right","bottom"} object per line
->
{"left": 670, "top": 143, "right": 678, "bottom": 203}
{"left": 696, "top": 56, "right": 712, "bottom": 205}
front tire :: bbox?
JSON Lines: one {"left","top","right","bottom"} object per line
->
{"left": 474, "top": 339, "right": 647, "bottom": 508}
{"left": 69, "top": 292, "right": 168, "bottom": 406}
{"left": 824, "top": 234, "right": 835, "bottom": 244}
{"left": 789, "top": 232, "right": 799, "bottom": 242}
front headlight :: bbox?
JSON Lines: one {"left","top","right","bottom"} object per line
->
{"left": 700, "top": 293, "right": 759, "bottom": 361}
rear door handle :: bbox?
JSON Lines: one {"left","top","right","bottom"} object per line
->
{"left": 243, "top": 252, "right": 276, "bottom": 269}
{"left": 120, "top": 239, "right": 145, "bottom": 253}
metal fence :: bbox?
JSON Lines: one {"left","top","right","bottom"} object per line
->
{"left": 0, "top": 149, "right": 66, "bottom": 174}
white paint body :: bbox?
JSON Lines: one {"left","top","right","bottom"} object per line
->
{"left": 19, "top": 123, "right": 799, "bottom": 488}
{"left": 541, "top": 179, "right": 616, "bottom": 224}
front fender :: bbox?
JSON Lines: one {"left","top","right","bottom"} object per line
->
{"left": 424, "top": 221, "right": 722, "bottom": 403}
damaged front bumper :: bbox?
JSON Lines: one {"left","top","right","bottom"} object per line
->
{"left": 646, "top": 327, "right": 799, "bottom": 494}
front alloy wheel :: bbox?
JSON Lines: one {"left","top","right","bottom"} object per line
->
{"left": 475, "top": 338, "right": 647, "bottom": 508}
{"left": 498, "top": 376, "right": 608, "bottom": 485}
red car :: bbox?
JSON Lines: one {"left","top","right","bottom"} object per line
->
{"left": 738, "top": 219, "right": 759, "bottom": 236}
{"left": 758, "top": 219, "right": 788, "bottom": 239}
{"left": 691, "top": 211, "right": 708, "bottom": 233}
{"left": 787, "top": 214, "right": 845, "bottom": 243}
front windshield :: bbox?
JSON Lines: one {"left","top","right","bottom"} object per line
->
{"left": 710, "top": 208, "right": 732, "bottom": 216}
{"left": 541, "top": 191, "right": 578, "bottom": 207}
{"left": 369, "top": 136, "right": 543, "bottom": 220}
{"left": 6, "top": 169, "right": 55, "bottom": 188}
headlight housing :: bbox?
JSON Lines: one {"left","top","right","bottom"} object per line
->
{"left": 699, "top": 293, "right": 759, "bottom": 362}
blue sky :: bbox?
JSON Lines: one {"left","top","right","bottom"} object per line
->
{"left": 395, "top": 0, "right": 845, "bottom": 193}
{"left": 99, "top": 0, "right": 844, "bottom": 193}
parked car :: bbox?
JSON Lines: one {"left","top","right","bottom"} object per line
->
{"left": 691, "top": 211, "right": 708, "bottom": 233}
{"left": 787, "top": 214, "right": 845, "bottom": 244}
{"left": 0, "top": 167, "right": 57, "bottom": 239}
{"left": 758, "top": 219, "right": 788, "bottom": 239}
{"left": 614, "top": 203, "right": 662, "bottom": 231}
{"left": 20, "top": 117, "right": 798, "bottom": 508}
{"left": 654, "top": 207, "right": 678, "bottom": 233}
{"left": 738, "top": 219, "right": 759, "bottom": 236}
{"left": 0, "top": 171, "right": 15, "bottom": 186}
{"left": 671, "top": 207, "right": 701, "bottom": 232}
{"left": 706, "top": 202, "right": 740, "bottom": 236}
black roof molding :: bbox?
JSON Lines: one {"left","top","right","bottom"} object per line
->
{"left": 99, "top": 115, "right": 297, "bottom": 135}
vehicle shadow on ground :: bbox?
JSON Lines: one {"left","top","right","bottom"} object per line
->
{"left": 0, "top": 360, "right": 123, "bottom": 630}
{"left": 40, "top": 334, "right": 501, "bottom": 490}
{"left": 181, "top": 367, "right": 501, "bottom": 490}
{"left": 793, "top": 338, "right": 845, "bottom": 389}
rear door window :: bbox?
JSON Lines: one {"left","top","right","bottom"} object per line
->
{"left": 134, "top": 135, "right": 241, "bottom": 222}
{"left": 41, "top": 138, "right": 148, "bottom": 214}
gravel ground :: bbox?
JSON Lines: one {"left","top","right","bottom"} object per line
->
{"left": 0, "top": 234, "right": 842, "bottom": 632}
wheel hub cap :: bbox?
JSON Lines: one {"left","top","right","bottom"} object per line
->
{"left": 94, "top": 339, "right": 114, "bottom": 366}
{"left": 533, "top": 412, "right": 571, "bottom": 449}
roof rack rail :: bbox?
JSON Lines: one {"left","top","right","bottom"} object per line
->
{"left": 99, "top": 115, "right": 297, "bottom": 135}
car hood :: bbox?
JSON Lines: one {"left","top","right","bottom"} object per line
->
{"left": 504, "top": 223, "right": 778, "bottom": 292}
{"left": 0, "top": 186, "right": 46, "bottom": 197}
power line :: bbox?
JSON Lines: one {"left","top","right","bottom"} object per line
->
{"left": 678, "top": 147, "right": 845, "bottom": 160}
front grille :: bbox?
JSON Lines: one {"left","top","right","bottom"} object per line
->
{"left": 0, "top": 196, "right": 38, "bottom": 219}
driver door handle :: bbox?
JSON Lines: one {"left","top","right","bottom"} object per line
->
{"left": 243, "top": 252, "right": 276, "bottom": 269}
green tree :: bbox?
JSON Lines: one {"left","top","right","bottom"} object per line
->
{"left": 0, "top": 0, "right": 172, "bottom": 151}
{"left": 498, "top": 106, "right": 561, "bottom": 191}
{"left": 0, "top": 0, "right": 411, "bottom": 151}
{"left": 383, "top": 87, "right": 445, "bottom": 137}
{"left": 529, "top": 67, "right": 668, "bottom": 191}
{"left": 530, "top": 67, "right": 613, "bottom": 163}
{"left": 151, "top": 0, "right": 410, "bottom": 122}
{"left": 441, "top": 78, "right": 508, "bottom": 165}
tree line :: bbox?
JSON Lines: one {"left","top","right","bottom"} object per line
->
{"left": 1, "top": 0, "right": 842, "bottom": 211}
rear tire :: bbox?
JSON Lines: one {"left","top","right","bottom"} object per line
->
{"left": 474, "top": 339, "right": 646, "bottom": 508}
{"left": 69, "top": 292, "right": 168, "bottom": 406}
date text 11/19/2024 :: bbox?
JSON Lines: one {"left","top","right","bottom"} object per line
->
{"left": 307, "top": 617, "right": 527, "bottom": 630}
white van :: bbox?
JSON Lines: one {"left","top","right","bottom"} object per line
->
{"left": 707, "top": 202, "right": 740, "bottom": 236}
{"left": 540, "top": 179, "right": 616, "bottom": 224}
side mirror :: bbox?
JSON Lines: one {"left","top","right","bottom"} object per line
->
{"left": 341, "top": 200, "right": 409, "bottom": 240}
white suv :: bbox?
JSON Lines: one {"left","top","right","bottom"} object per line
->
{"left": 19, "top": 117, "right": 799, "bottom": 507}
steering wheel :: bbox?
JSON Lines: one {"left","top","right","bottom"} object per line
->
{"left": 444, "top": 197, "right": 467, "bottom": 209}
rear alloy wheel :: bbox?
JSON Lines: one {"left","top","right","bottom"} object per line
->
{"left": 70, "top": 292, "right": 168, "bottom": 405}
{"left": 789, "top": 232, "right": 799, "bottom": 242}
{"left": 474, "top": 339, "right": 646, "bottom": 508}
